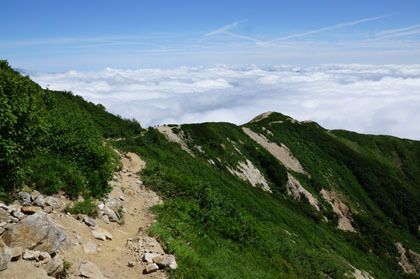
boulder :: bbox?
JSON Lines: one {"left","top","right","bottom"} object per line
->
{"left": 43, "top": 255, "right": 63, "bottom": 277}
{"left": 0, "top": 238, "right": 11, "bottom": 271}
{"left": 44, "top": 197, "right": 61, "bottom": 209}
{"left": 79, "top": 261, "right": 105, "bottom": 279}
{"left": 144, "top": 263, "right": 159, "bottom": 273}
{"left": 2, "top": 211, "right": 67, "bottom": 254}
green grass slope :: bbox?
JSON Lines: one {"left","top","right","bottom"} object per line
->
{"left": 114, "top": 113, "right": 420, "bottom": 279}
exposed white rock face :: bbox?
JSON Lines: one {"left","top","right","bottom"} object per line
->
{"left": 228, "top": 159, "right": 271, "bottom": 192}
{"left": 157, "top": 125, "right": 195, "bottom": 156}
{"left": 286, "top": 173, "right": 320, "bottom": 211}
{"left": 249, "top": 111, "right": 274, "bottom": 123}
{"left": 320, "top": 189, "right": 356, "bottom": 232}
{"left": 242, "top": 127, "right": 305, "bottom": 174}
{"left": 396, "top": 242, "right": 419, "bottom": 275}
{"left": 2, "top": 211, "right": 67, "bottom": 254}
{"left": 352, "top": 267, "right": 375, "bottom": 279}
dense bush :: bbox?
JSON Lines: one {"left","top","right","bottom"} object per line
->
{"left": 0, "top": 61, "right": 134, "bottom": 200}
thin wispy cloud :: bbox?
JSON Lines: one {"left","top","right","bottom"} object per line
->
{"left": 372, "top": 24, "right": 420, "bottom": 39}
{"left": 197, "top": 20, "right": 246, "bottom": 43}
{"left": 197, "top": 14, "right": 394, "bottom": 48}
{"left": 263, "top": 14, "right": 393, "bottom": 45}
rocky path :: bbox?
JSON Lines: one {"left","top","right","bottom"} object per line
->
{"left": 0, "top": 150, "right": 174, "bottom": 279}
{"left": 57, "top": 151, "right": 170, "bottom": 279}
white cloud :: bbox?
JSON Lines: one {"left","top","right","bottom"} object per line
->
{"left": 29, "top": 64, "right": 420, "bottom": 140}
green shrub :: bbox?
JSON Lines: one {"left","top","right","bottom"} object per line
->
{"left": 65, "top": 199, "right": 98, "bottom": 217}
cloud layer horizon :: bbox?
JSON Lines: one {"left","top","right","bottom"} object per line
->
{"left": 29, "top": 64, "right": 420, "bottom": 140}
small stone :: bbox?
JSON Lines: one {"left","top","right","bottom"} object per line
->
{"left": 102, "top": 215, "right": 110, "bottom": 224}
{"left": 39, "top": 251, "right": 51, "bottom": 264}
{"left": 95, "top": 228, "right": 112, "bottom": 240}
{"left": 30, "top": 190, "right": 41, "bottom": 201}
{"left": 22, "top": 249, "right": 40, "bottom": 260}
{"left": 33, "top": 194, "right": 45, "bottom": 207}
{"left": 92, "top": 231, "right": 106, "bottom": 241}
{"left": 18, "top": 192, "right": 31, "bottom": 204}
{"left": 44, "top": 255, "right": 64, "bottom": 276}
{"left": 103, "top": 206, "right": 120, "bottom": 223}
{"left": 12, "top": 211, "right": 26, "bottom": 219}
{"left": 0, "top": 238, "right": 11, "bottom": 271}
{"left": 98, "top": 203, "right": 105, "bottom": 210}
{"left": 83, "top": 216, "right": 97, "bottom": 227}
{"left": 127, "top": 261, "right": 136, "bottom": 267}
{"left": 144, "top": 263, "right": 159, "bottom": 274}
{"left": 153, "top": 254, "right": 178, "bottom": 269}
{"left": 21, "top": 206, "right": 42, "bottom": 214}
{"left": 44, "top": 196, "right": 61, "bottom": 209}
{"left": 79, "top": 261, "right": 105, "bottom": 279}
{"left": 143, "top": 252, "right": 160, "bottom": 263}
{"left": 0, "top": 208, "right": 11, "bottom": 223}
{"left": 83, "top": 240, "right": 97, "bottom": 254}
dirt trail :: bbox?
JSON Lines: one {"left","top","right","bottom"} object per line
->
{"left": 51, "top": 151, "right": 167, "bottom": 279}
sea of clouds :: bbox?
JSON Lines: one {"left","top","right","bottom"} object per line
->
{"left": 29, "top": 64, "right": 420, "bottom": 140}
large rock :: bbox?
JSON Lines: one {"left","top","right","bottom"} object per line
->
{"left": 79, "top": 261, "right": 105, "bottom": 279}
{"left": 0, "top": 238, "right": 11, "bottom": 271}
{"left": 2, "top": 211, "right": 67, "bottom": 254}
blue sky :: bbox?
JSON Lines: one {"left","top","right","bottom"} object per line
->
{"left": 2, "top": 0, "right": 420, "bottom": 71}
